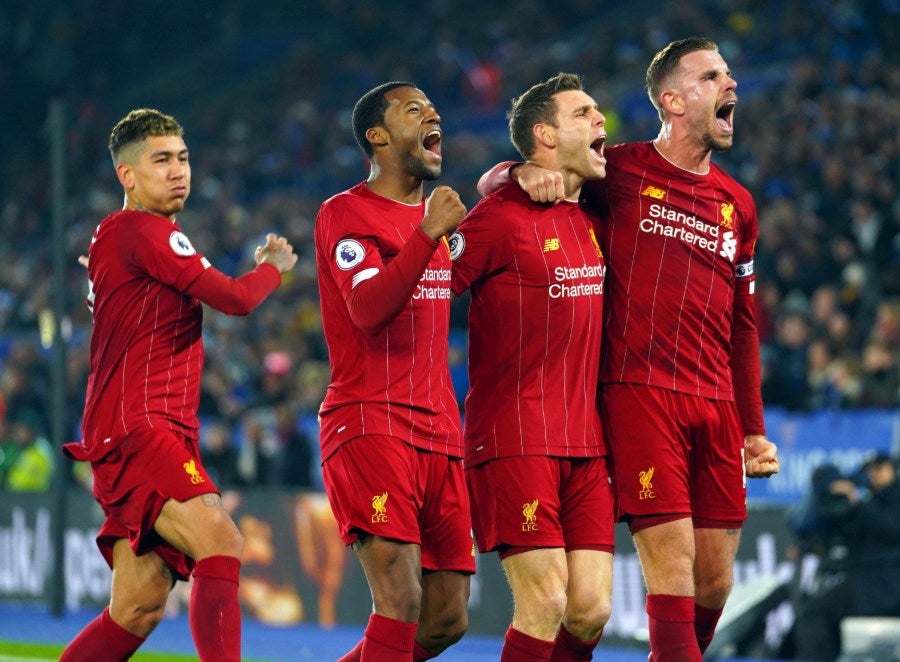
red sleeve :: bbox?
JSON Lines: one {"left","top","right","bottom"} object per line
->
{"left": 346, "top": 226, "right": 439, "bottom": 335}
{"left": 185, "top": 263, "right": 282, "bottom": 316}
{"left": 450, "top": 195, "right": 515, "bottom": 295}
{"left": 477, "top": 161, "right": 519, "bottom": 197}
{"left": 125, "top": 214, "right": 207, "bottom": 291}
{"left": 730, "top": 290, "right": 766, "bottom": 435}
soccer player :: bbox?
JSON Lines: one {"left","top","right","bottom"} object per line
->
{"left": 451, "top": 73, "right": 612, "bottom": 662}
{"left": 314, "top": 82, "right": 473, "bottom": 661}
{"left": 60, "top": 108, "right": 297, "bottom": 662}
{"left": 478, "top": 39, "right": 780, "bottom": 661}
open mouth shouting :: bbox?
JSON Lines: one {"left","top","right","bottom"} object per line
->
{"left": 590, "top": 133, "right": 607, "bottom": 166}
{"left": 715, "top": 99, "right": 736, "bottom": 134}
{"left": 423, "top": 129, "right": 442, "bottom": 162}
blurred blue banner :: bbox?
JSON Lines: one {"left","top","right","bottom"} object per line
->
{"left": 749, "top": 408, "right": 898, "bottom": 506}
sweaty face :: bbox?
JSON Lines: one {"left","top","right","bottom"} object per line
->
{"left": 380, "top": 86, "right": 443, "bottom": 181}
{"left": 674, "top": 49, "right": 738, "bottom": 152}
{"left": 120, "top": 135, "right": 191, "bottom": 218}
{"left": 551, "top": 89, "right": 607, "bottom": 184}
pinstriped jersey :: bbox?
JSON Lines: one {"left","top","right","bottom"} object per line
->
{"left": 591, "top": 141, "right": 759, "bottom": 400}
{"left": 80, "top": 210, "right": 209, "bottom": 459}
{"left": 450, "top": 183, "right": 606, "bottom": 467}
{"left": 315, "top": 182, "right": 463, "bottom": 461}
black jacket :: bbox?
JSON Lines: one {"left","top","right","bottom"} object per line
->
{"left": 844, "top": 480, "right": 900, "bottom": 615}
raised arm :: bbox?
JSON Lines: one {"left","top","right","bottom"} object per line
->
{"left": 186, "top": 233, "right": 296, "bottom": 316}
{"left": 346, "top": 186, "right": 465, "bottom": 335}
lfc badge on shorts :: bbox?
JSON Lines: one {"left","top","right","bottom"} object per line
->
{"left": 371, "top": 491, "right": 389, "bottom": 523}
{"left": 639, "top": 466, "right": 655, "bottom": 500}
{"left": 183, "top": 458, "right": 205, "bottom": 485}
{"left": 521, "top": 498, "right": 539, "bottom": 532}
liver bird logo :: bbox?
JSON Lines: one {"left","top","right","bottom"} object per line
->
{"left": 720, "top": 202, "right": 735, "bottom": 229}
{"left": 639, "top": 467, "right": 655, "bottom": 500}
{"left": 522, "top": 498, "right": 539, "bottom": 527}
{"left": 371, "top": 492, "right": 389, "bottom": 522}
{"left": 183, "top": 458, "right": 205, "bottom": 485}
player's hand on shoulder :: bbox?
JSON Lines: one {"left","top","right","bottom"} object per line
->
{"left": 744, "top": 435, "right": 780, "bottom": 479}
{"left": 255, "top": 233, "right": 298, "bottom": 273}
{"left": 421, "top": 185, "right": 466, "bottom": 240}
{"left": 514, "top": 162, "right": 565, "bottom": 204}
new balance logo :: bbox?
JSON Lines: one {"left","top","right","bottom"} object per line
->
{"left": 543, "top": 238, "right": 560, "bottom": 252}
{"left": 641, "top": 185, "right": 666, "bottom": 200}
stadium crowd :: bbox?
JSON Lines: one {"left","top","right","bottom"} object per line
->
{"left": 0, "top": 0, "right": 897, "bottom": 492}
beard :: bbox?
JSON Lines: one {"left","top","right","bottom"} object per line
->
{"left": 690, "top": 113, "right": 734, "bottom": 153}
{"left": 704, "top": 132, "right": 734, "bottom": 152}
{"left": 401, "top": 151, "right": 440, "bottom": 181}
{"left": 701, "top": 124, "right": 734, "bottom": 152}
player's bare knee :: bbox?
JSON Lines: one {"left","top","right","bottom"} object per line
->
{"left": 133, "top": 599, "right": 167, "bottom": 635}
{"left": 545, "top": 587, "right": 569, "bottom": 620}
{"left": 373, "top": 581, "right": 422, "bottom": 622}
{"left": 519, "top": 588, "right": 566, "bottom": 630}
{"left": 431, "top": 624, "right": 467, "bottom": 651}
{"left": 420, "top": 602, "right": 468, "bottom": 650}
{"left": 419, "top": 618, "right": 467, "bottom": 651}
{"left": 221, "top": 524, "right": 244, "bottom": 558}
{"left": 398, "top": 587, "right": 423, "bottom": 622}
{"left": 565, "top": 599, "right": 611, "bottom": 639}
{"left": 110, "top": 588, "right": 169, "bottom": 637}
{"left": 696, "top": 574, "right": 732, "bottom": 608}
{"left": 207, "top": 511, "right": 244, "bottom": 558}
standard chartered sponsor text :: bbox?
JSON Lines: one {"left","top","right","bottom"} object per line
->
{"left": 641, "top": 202, "right": 720, "bottom": 251}
{"left": 413, "top": 267, "right": 453, "bottom": 300}
{"left": 549, "top": 281, "right": 604, "bottom": 298}
{"left": 549, "top": 264, "right": 604, "bottom": 299}
{"left": 554, "top": 265, "right": 605, "bottom": 280}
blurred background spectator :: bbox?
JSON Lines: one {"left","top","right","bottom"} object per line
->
{"left": 784, "top": 451, "right": 900, "bottom": 661}
{"left": 0, "top": 0, "right": 897, "bottom": 491}
{"left": 0, "top": 408, "right": 54, "bottom": 492}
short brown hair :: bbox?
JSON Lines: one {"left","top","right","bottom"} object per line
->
{"left": 507, "top": 72, "right": 583, "bottom": 159}
{"left": 108, "top": 108, "right": 183, "bottom": 163}
{"left": 646, "top": 37, "right": 719, "bottom": 120}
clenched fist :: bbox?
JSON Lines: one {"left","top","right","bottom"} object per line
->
{"left": 420, "top": 186, "right": 466, "bottom": 240}
{"left": 255, "top": 233, "right": 298, "bottom": 273}
{"left": 744, "top": 435, "right": 780, "bottom": 479}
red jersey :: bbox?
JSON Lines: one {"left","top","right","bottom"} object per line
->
{"left": 589, "top": 141, "right": 759, "bottom": 401}
{"left": 315, "top": 182, "right": 463, "bottom": 461}
{"left": 78, "top": 210, "right": 210, "bottom": 459}
{"left": 450, "top": 183, "right": 606, "bottom": 467}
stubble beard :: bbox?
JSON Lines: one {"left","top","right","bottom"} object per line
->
{"left": 703, "top": 124, "right": 734, "bottom": 153}
{"left": 402, "top": 152, "right": 440, "bottom": 181}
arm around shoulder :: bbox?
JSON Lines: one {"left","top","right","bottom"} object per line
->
{"left": 477, "top": 161, "right": 519, "bottom": 197}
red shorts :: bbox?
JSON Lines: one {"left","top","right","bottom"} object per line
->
{"left": 601, "top": 383, "right": 746, "bottom": 526}
{"left": 321, "top": 435, "right": 475, "bottom": 574}
{"left": 90, "top": 425, "right": 218, "bottom": 580}
{"left": 466, "top": 455, "right": 615, "bottom": 555}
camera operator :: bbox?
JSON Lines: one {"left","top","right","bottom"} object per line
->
{"left": 791, "top": 451, "right": 900, "bottom": 661}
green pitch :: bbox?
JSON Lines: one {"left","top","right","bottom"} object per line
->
{"left": 0, "top": 641, "right": 267, "bottom": 661}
